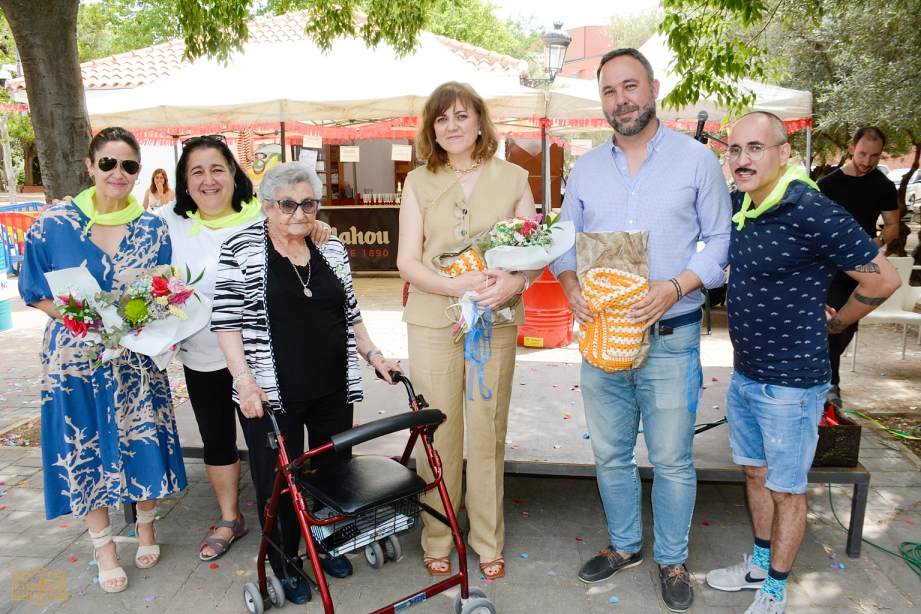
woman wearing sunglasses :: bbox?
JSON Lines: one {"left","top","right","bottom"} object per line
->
{"left": 153, "top": 136, "right": 333, "bottom": 565}
{"left": 18, "top": 127, "right": 187, "bottom": 593}
{"left": 396, "top": 82, "right": 541, "bottom": 581}
{"left": 211, "top": 162, "right": 401, "bottom": 604}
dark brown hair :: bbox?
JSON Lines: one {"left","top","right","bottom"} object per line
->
{"left": 87, "top": 126, "right": 141, "bottom": 162}
{"left": 416, "top": 81, "right": 498, "bottom": 172}
{"left": 148, "top": 168, "right": 170, "bottom": 193}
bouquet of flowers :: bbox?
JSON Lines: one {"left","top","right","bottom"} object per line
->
{"left": 47, "top": 265, "right": 211, "bottom": 369}
{"left": 477, "top": 213, "right": 575, "bottom": 271}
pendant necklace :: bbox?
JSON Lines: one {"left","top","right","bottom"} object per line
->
{"left": 290, "top": 258, "right": 312, "bottom": 298}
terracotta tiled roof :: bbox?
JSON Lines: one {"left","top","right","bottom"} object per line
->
{"left": 11, "top": 10, "right": 524, "bottom": 92}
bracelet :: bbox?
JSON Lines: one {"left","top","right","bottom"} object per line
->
{"left": 669, "top": 278, "right": 684, "bottom": 301}
{"left": 231, "top": 371, "right": 255, "bottom": 386}
{"left": 365, "top": 348, "right": 383, "bottom": 364}
{"left": 517, "top": 272, "right": 531, "bottom": 294}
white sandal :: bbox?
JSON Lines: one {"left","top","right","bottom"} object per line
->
{"left": 134, "top": 505, "right": 160, "bottom": 569}
{"left": 88, "top": 525, "right": 128, "bottom": 593}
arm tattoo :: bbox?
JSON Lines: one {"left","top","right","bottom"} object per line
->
{"left": 852, "top": 262, "right": 880, "bottom": 274}
{"left": 854, "top": 292, "right": 886, "bottom": 306}
{"left": 827, "top": 317, "right": 847, "bottom": 335}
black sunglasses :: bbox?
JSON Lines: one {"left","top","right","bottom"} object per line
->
{"left": 97, "top": 157, "right": 140, "bottom": 175}
{"left": 275, "top": 198, "right": 321, "bottom": 215}
{"left": 181, "top": 134, "right": 227, "bottom": 148}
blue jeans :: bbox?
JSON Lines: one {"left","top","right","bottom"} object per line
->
{"left": 581, "top": 321, "right": 702, "bottom": 565}
{"left": 727, "top": 371, "right": 829, "bottom": 494}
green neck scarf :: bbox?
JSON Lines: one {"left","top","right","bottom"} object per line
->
{"left": 732, "top": 165, "right": 819, "bottom": 231}
{"left": 73, "top": 187, "right": 145, "bottom": 235}
{"left": 186, "top": 197, "right": 263, "bottom": 235}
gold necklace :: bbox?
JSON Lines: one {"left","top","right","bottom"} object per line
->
{"left": 290, "top": 259, "right": 312, "bottom": 298}
{"left": 446, "top": 158, "right": 481, "bottom": 175}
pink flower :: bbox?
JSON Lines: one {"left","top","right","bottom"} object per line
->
{"left": 168, "top": 289, "right": 194, "bottom": 305}
{"left": 167, "top": 277, "right": 188, "bottom": 294}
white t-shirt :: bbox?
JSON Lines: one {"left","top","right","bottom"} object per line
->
{"left": 154, "top": 206, "right": 265, "bottom": 372}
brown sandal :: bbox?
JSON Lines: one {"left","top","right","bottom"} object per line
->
{"left": 423, "top": 555, "right": 451, "bottom": 577}
{"left": 479, "top": 557, "right": 505, "bottom": 580}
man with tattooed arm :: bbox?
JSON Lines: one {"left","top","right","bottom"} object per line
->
{"left": 705, "top": 111, "right": 900, "bottom": 614}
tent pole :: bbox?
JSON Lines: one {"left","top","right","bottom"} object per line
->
{"left": 804, "top": 125, "right": 812, "bottom": 174}
{"left": 540, "top": 120, "right": 549, "bottom": 216}
{"left": 173, "top": 136, "right": 179, "bottom": 166}
{"left": 280, "top": 121, "right": 287, "bottom": 162}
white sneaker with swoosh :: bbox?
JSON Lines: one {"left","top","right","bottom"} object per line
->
{"left": 706, "top": 554, "right": 767, "bottom": 591}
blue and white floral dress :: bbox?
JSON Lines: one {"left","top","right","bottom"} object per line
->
{"left": 18, "top": 203, "right": 188, "bottom": 520}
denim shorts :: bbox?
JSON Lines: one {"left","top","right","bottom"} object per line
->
{"left": 726, "top": 371, "right": 829, "bottom": 494}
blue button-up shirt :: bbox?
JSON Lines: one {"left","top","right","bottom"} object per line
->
{"left": 550, "top": 122, "right": 731, "bottom": 319}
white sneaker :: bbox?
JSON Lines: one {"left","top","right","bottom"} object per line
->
{"left": 744, "top": 590, "right": 787, "bottom": 614}
{"left": 706, "top": 554, "right": 767, "bottom": 591}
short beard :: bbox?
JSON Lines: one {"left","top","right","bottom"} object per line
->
{"left": 605, "top": 100, "right": 657, "bottom": 136}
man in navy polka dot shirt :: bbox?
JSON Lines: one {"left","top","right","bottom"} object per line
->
{"left": 706, "top": 112, "right": 900, "bottom": 614}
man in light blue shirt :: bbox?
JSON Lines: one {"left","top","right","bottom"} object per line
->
{"left": 550, "top": 48, "right": 730, "bottom": 612}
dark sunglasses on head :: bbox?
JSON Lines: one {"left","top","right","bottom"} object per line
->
{"left": 181, "top": 134, "right": 227, "bottom": 148}
{"left": 97, "top": 157, "right": 140, "bottom": 175}
{"left": 275, "top": 198, "right": 321, "bottom": 215}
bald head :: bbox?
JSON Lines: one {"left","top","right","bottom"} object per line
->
{"left": 728, "top": 112, "right": 792, "bottom": 203}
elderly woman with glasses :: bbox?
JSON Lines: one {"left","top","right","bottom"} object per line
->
{"left": 18, "top": 127, "right": 187, "bottom": 593}
{"left": 211, "top": 161, "right": 401, "bottom": 604}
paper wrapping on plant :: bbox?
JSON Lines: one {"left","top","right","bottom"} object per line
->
{"left": 44, "top": 266, "right": 211, "bottom": 369}
{"left": 576, "top": 231, "right": 651, "bottom": 371}
{"left": 484, "top": 220, "right": 575, "bottom": 270}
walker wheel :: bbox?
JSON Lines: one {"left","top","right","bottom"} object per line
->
{"left": 243, "top": 582, "right": 265, "bottom": 614}
{"left": 266, "top": 575, "right": 286, "bottom": 608}
{"left": 364, "top": 541, "right": 385, "bottom": 569}
{"left": 453, "top": 588, "right": 489, "bottom": 614}
{"left": 382, "top": 535, "right": 402, "bottom": 561}
{"left": 461, "top": 597, "right": 496, "bottom": 614}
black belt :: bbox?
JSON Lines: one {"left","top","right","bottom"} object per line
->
{"left": 655, "top": 309, "right": 702, "bottom": 336}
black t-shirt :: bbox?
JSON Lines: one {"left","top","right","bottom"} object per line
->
{"left": 817, "top": 168, "right": 897, "bottom": 236}
{"left": 267, "top": 239, "right": 348, "bottom": 405}
{"left": 818, "top": 168, "right": 896, "bottom": 309}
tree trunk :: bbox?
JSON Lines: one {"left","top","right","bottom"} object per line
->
{"left": 0, "top": 0, "right": 90, "bottom": 201}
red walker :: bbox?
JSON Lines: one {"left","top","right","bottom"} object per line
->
{"left": 242, "top": 373, "right": 496, "bottom": 614}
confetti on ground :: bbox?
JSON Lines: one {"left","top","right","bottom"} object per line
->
{"left": 553, "top": 444, "right": 561, "bottom": 449}
{"left": 236, "top": 569, "right": 246, "bottom": 576}
{"left": 609, "top": 596, "right": 620, "bottom": 605}
{"left": 520, "top": 552, "right": 529, "bottom": 559}
{"left": 0, "top": 480, "right": 5, "bottom": 485}
{"left": 907, "top": 520, "right": 915, "bottom": 526}
{"left": 711, "top": 377, "right": 719, "bottom": 382}
{"left": 702, "top": 521, "right": 710, "bottom": 526}
{"left": 519, "top": 382, "right": 527, "bottom": 386}
{"left": 510, "top": 443, "right": 520, "bottom": 449}
{"left": 89, "top": 559, "right": 97, "bottom": 566}
{"left": 92, "top": 576, "right": 99, "bottom": 584}
{"left": 712, "top": 405, "right": 719, "bottom": 410}
{"left": 377, "top": 410, "right": 385, "bottom": 414}
{"left": 59, "top": 524, "right": 69, "bottom": 529}
{"left": 521, "top": 511, "right": 530, "bottom": 518}
{"left": 547, "top": 570, "right": 557, "bottom": 576}
{"left": 144, "top": 595, "right": 157, "bottom": 603}
{"left": 837, "top": 563, "right": 845, "bottom": 570}
{"left": 702, "top": 385, "right": 708, "bottom": 390}
{"left": 67, "top": 555, "right": 79, "bottom": 563}
{"left": 127, "top": 529, "right": 136, "bottom": 537}
{"left": 582, "top": 433, "right": 591, "bottom": 439}
{"left": 209, "top": 563, "right": 220, "bottom": 570}
{"left": 575, "top": 537, "right": 583, "bottom": 542}
{"left": 0, "top": 504, "right": 6, "bottom": 511}
{"left": 552, "top": 384, "right": 560, "bottom": 388}
{"left": 570, "top": 385, "right": 580, "bottom": 391}
{"left": 563, "top": 412, "right": 572, "bottom": 420}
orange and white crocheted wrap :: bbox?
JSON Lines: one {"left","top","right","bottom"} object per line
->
{"left": 440, "top": 249, "right": 486, "bottom": 277}
{"left": 578, "top": 267, "right": 649, "bottom": 372}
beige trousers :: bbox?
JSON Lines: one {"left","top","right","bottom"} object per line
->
{"left": 408, "top": 323, "right": 518, "bottom": 561}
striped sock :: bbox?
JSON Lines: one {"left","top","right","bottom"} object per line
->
{"left": 759, "top": 568, "right": 789, "bottom": 602}
{"left": 751, "top": 537, "right": 771, "bottom": 572}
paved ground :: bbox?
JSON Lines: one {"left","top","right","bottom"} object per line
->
{"left": 1, "top": 278, "right": 921, "bottom": 613}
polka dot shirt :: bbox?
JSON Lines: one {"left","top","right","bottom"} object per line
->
{"left": 728, "top": 181, "right": 878, "bottom": 388}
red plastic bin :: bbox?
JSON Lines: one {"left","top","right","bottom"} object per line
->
{"left": 516, "top": 267, "right": 574, "bottom": 348}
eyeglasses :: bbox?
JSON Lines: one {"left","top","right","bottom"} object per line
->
{"left": 725, "top": 142, "right": 786, "bottom": 162}
{"left": 97, "top": 157, "right": 140, "bottom": 175}
{"left": 181, "top": 134, "right": 227, "bottom": 148}
{"left": 274, "top": 198, "right": 321, "bottom": 215}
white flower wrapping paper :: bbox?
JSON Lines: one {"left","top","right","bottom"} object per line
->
{"left": 483, "top": 220, "right": 575, "bottom": 271}
{"left": 44, "top": 266, "right": 212, "bottom": 369}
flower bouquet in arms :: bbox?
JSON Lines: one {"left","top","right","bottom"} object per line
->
{"left": 477, "top": 214, "right": 575, "bottom": 271}
{"left": 46, "top": 265, "right": 211, "bottom": 369}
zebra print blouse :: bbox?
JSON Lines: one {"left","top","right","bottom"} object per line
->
{"left": 211, "top": 220, "right": 364, "bottom": 411}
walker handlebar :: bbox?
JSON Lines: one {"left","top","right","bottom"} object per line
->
{"left": 330, "top": 409, "right": 445, "bottom": 452}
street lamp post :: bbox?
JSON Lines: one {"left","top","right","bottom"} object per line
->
{"left": 519, "top": 22, "right": 571, "bottom": 213}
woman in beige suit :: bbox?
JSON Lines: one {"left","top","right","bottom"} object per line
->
{"left": 397, "top": 81, "right": 541, "bottom": 580}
